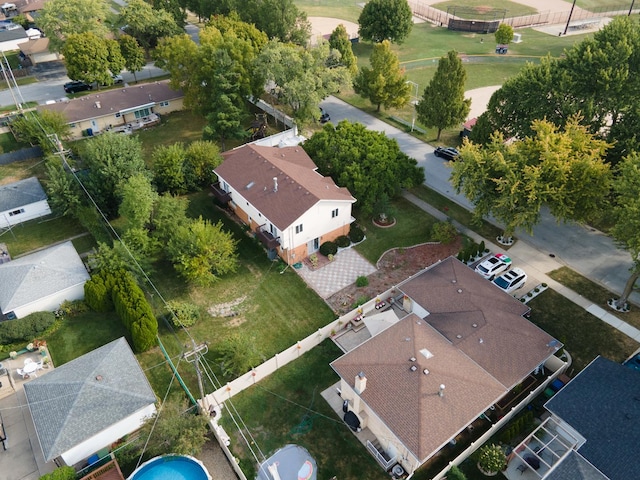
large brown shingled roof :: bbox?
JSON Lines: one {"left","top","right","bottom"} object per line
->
{"left": 332, "top": 257, "right": 561, "bottom": 462}
{"left": 38, "top": 80, "right": 183, "bottom": 124}
{"left": 215, "top": 144, "right": 354, "bottom": 230}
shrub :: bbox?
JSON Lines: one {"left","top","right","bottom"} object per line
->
{"left": 432, "top": 221, "right": 458, "bottom": 244}
{"left": 319, "top": 241, "right": 338, "bottom": 256}
{"left": 348, "top": 225, "right": 365, "bottom": 243}
{"left": 356, "top": 276, "right": 369, "bottom": 287}
{"left": 477, "top": 444, "right": 507, "bottom": 473}
{"left": 336, "top": 235, "right": 351, "bottom": 248}
{"left": 446, "top": 465, "right": 467, "bottom": 480}
{"left": 39, "top": 466, "right": 76, "bottom": 480}
{"left": 309, "top": 253, "right": 319, "bottom": 268}
{"left": 0, "top": 311, "right": 56, "bottom": 344}
{"left": 57, "top": 300, "right": 89, "bottom": 317}
{"left": 167, "top": 301, "right": 200, "bottom": 328}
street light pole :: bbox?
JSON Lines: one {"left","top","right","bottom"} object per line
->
{"left": 406, "top": 81, "right": 419, "bottom": 132}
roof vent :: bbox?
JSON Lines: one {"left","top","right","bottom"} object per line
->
{"left": 451, "top": 280, "right": 457, "bottom": 284}
{"left": 95, "top": 375, "right": 103, "bottom": 381}
{"left": 245, "top": 181, "right": 255, "bottom": 189}
{"left": 472, "top": 323, "right": 478, "bottom": 328}
{"left": 410, "top": 365, "right": 417, "bottom": 372}
{"left": 456, "top": 334, "right": 462, "bottom": 339}
{"left": 438, "top": 384, "right": 445, "bottom": 397}
{"left": 479, "top": 338, "right": 484, "bottom": 344}
{"left": 423, "top": 369, "right": 429, "bottom": 375}
{"left": 457, "top": 288, "right": 463, "bottom": 293}
{"left": 420, "top": 348, "right": 433, "bottom": 359}
{"left": 409, "top": 357, "right": 416, "bottom": 362}
{"left": 95, "top": 101, "right": 101, "bottom": 108}
{"left": 273, "top": 177, "right": 278, "bottom": 192}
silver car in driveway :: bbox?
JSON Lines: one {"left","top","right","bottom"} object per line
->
{"left": 493, "top": 267, "right": 527, "bottom": 293}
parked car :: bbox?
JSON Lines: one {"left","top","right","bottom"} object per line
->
{"left": 112, "top": 74, "right": 124, "bottom": 84}
{"left": 492, "top": 267, "right": 527, "bottom": 294}
{"left": 434, "top": 146, "right": 459, "bottom": 161}
{"left": 319, "top": 108, "right": 330, "bottom": 124}
{"left": 475, "top": 253, "right": 512, "bottom": 280}
{"left": 623, "top": 353, "right": 640, "bottom": 371}
{"left": 63, "top": 81, "right": 92, "bottom": 93}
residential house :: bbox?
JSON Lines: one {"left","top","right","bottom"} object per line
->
{"left": 331, "top": 257, "right": 564, "bottom": 477}
{"left": 0, "top": 176, "right": 51, "bottom": 228}
{"left": 213, "top": 144, "right": 355, "bottom": 264}
{"left": 24, "top": 337, "right": 157, "bottom": 467}
{"left": 38, "top": 80, "right": 184, "bottom": 139}
{"left": 13, "top": 0, "right": 45, "bottom": 20}
{"left": 0, "top": 21, "right": 26, "bottom": 51}
{"left": 506, "top": 356, "right": 640, "bottom": 480}
{"left": 0, "top": 241, "right": 90, "bottom": 320}
{"left": 19, "top": 37, "right": 60, "bottom": 66}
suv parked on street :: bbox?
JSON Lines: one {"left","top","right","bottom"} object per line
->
{"left": 64, "top": 81, "right": 92, "bottom": 93}
{"left": 434, "top": 146, "right": 459, "bottom": 161}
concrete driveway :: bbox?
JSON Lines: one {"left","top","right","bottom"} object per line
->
{"left": 319, "top": 95, "right": 639, "bottom": 305}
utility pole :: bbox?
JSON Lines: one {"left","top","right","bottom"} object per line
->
{"left": 405, "top": 81, "right": 419, "bottom": 132}
{"left": 183, "top": 340, "right": 210, "bottom": 415}
{"left": 630, "top": 0, "right": 636, "bottom": 15}
{"left": 562, "top": 0, "right": 578, "bottom": 36}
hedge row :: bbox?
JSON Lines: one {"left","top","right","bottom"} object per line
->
{"left": 84, "top": 269, "right": 158, "bottom": 352}
{"left": 0, "top": 311, "right": 56, "bottom": 344}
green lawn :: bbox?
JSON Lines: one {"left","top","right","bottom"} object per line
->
{"left": 294, "top": 0, "right": 362, "bottom": 23}
{"left": 354, "top": 196, "right": 439, "bottom": 264}
{"left": 2, "top": 215, "right": 88, "bottom": 257}
{"left": 431, "top": 0, "right": 537, "bottom": 18}
{"left": 220, "top": 340, "right": 387, "bottom": 480}
{"left": 528, "top": 289, "right": 639, "bottom": 372}
{"left": 134, "top": 110, "right": 208, "bottom": 160}
{"left": 548, "top": 266, "right": 640, "bottom": 330}
{"left": 577, "top": 0, "right": 632, "bottom": 11}
{"left": 0, "top": 154, "right": 43, "bottom": 182}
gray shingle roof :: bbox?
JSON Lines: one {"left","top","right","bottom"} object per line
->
{"left": 545, "top": 356, "right": 640, "bottom": 480}
{"left": 546, "top": 451, "right": 608, "bottom": 480}
{"left": 0, "top": 176, "right": 47, "bottom": 212}
{"left": 0, "top": 241, "right": 90, "bottom": 313}
{"left": 24, "top": 337, "right": 156, "bottom": 462}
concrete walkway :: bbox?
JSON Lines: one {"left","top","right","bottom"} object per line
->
{"left": 402, "top": 191, "right": 640, "bottom": 343}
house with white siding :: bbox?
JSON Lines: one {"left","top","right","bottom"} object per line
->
{"left": 0, "top": 177, "right": 51, "bottom": 229}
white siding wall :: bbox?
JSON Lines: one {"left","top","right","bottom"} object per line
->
{"left": 0, "top": 199, "right": 51, "bottom": 228}
{"left": 284, "top": 200, "right": 352, "bottom": 250}
{"left": 13, "top": 283, "right": 86, "bottom": 319}
{"left": 60, "top": 404, "right": 156, "bottom": 466}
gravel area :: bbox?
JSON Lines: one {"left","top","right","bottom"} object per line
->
{"left": 326, "top": 238, "right": 462, "bottom": 315}
{"left": 197, "top": 437, "right": 240, "bottom": 480}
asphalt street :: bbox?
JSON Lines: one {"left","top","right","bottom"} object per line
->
{"left": 320, "top": 95, "right": 639, "bottom": 306}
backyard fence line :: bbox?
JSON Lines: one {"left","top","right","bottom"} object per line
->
{"left": 202, "top": 285, "right": 398, "bottom": 406}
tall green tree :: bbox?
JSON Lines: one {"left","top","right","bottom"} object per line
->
{"left": 303, "top": 120, "right": 424, "bottom": 215}
{"left": 451, "top": 117, "right": 612, "bottom": 239}
{"left": 358, "top": 0, "right": 413, "bottom": 44}
{"left": 36, "top": 0, "right": 110, "bottom": 52}
{"left": 416, "top": 50, "right": 470, "bottom": 141}
{"left": 118, "top": 35, "right": 146, "bottom": 83}
{"left": 152, "top": 143, "right": 187, "bottom": 194}
{"left": 329, "top": 24, "right": 357, "bottom": 75}
{"left": 610, "top": 152, "right": 640, "bottom": 310}
{"left": 119, "top": 0, "right": 182, "bottom": 51}
{"left": 183, "top": 141, "right": 222, "bottom": 191}
{"left": 83, "top": 133, "right": 147, "bottom": 217}
{"left": 168, "top": 216, "right": 238, "bottom": 285}
{"left": 10, "top": 110, "right": 71, "bottom": 150}
{"left": 354, "top": 40, "right": 410, "bottom": 112}
{"left": 151, "top": 194, "right": 190, "bottom": 246}
{"left": 256, "top": 40, "right": 352, "bottom": 125}
{"left": 63, "top": 33, "right": 124, "bottom": 86}
{"left": 494, "top": 23, "right": 514, "bottom": 44}
{"left": 44, "top": 158, "right": 81, "bottom": 216}
{"left": 119, "top": 174, "right": 158, "bottom": 229}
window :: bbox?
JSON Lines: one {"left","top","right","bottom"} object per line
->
{"left": 115, "top": 113, "right": 121, "bottom": 118}
{"left": 270, "top": 223, "right": 277, "bottom": 235}
{"left": 134, "top": 108, "right": 151, "bottom": 119}
{"left": 295, "top": 224, "right": 303, "bottom": 234}
{"left": 8, "top": 208, "right": 24, "bottom": 216}
{"left": 331, "top": 208, "right": 339, "bottom": 218}
{"left": 159, "top": 101, "right": 169, "bottom": 107}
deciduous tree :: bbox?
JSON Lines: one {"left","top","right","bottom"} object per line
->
{"left": 36, "top": 0, "right": 110, "bottom": 52}
{"left": 358, "top": 0, "right": 413, "bottom": 44}
{"left": 119, "top": 0, "right": 182, "bottom": 51}
{"left": 451, "top": 117, "right": 612, "bottom": 239}
{"left": 329, "top": 24, "right": 357, "bottom": 75}
{"left": 44, "top": 158, "right": 81, "bottom": 216}
{"left": 119, "top": 174, "right": 158, "bottom": 229}
{"left": 10, "top": 110, "right": 71, "bottom": 150}
{"left": 416, "top": 50, "right": 470, "bottom": 141}
{"left": 303, "top": 120, "right": 424, "bottom": 215}
{"left": 118, "top": 35, "right": 146, "bottom": 83}
{"left": 63, "top": 33, "right": 123, "bottom": 87}
{"left": 354, "top": 40, "right": 410, "bottom": 112}
{"left": 494, "top": 23, "right": 514, "bottom": 44}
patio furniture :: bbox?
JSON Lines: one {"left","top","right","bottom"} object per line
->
{"left": 17, "top": 368, "right": 29, "bottom": 379}
{"left": 24, "top": 358, "right": 34, "bottom": 365}
{"left": 23, "top": 361, "right": 38, "bottom": 377}
{"left": 517, "top": 463, "right": 528, "bottom": 474}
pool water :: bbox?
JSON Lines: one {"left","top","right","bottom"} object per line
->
{"left": 129, "top": 455, "right": 210, "bottom": 480}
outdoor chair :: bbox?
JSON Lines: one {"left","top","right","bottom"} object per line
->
{"left": 24, "top": 358, "right": 34, "bottom": 365}
{"left": 17, "top": 368, "right": 29, "bottom": 379}
{"left": 517, "top": 463, "right": 528, "bottom": 474}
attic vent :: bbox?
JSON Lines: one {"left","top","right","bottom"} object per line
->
{"left": 245, "top": 181, "right": 255, "bottom": 189}
{"left": 419, "top": 348, "right": 433, "bottom": 359}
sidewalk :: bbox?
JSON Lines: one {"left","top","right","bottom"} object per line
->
{"left": 403, "top": 191, "right": 640, "bottom": 343}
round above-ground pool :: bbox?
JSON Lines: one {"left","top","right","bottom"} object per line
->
{"left": 128, "top": 455, "right": 212, "bottom": 480}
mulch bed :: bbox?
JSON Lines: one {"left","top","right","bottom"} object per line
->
{"left": 325, "top": 237, "right": 463, "bottom": 315}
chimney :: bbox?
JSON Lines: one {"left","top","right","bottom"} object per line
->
{"left": 355, "top": 371, "right": 367, "bottom": 394}
{"left": 95, "top": 101, "right": 101, "bottom": 109}
{"left": 273, "top": 177, "right": 278, "bottom": 192}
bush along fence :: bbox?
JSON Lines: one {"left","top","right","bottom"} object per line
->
{"left": 84, "top": 269, "right": 158, "bottom": 352}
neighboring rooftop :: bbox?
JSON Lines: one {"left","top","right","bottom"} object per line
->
{"left": 545, "top": 356, "right": 640, "bottom": 480}
{"left": 24, "top": 337, "right": 156, "bottom": 462}
{"left": 0, "top": 176, "right": 47, "bottom": 212}
{"left": 216, "top": 144, "right": 355, "bottom": 230}
{"left": 545, "top": 451, "right": 608, "bottom": 480}
{"left": 38, "top": 80, "right": 183, "bottom": 124}
{"left": 398, "top": 257, "right": 558, "bottom": 389}
{"left": 0, "top": 241, "right": 89, "bottom": 313}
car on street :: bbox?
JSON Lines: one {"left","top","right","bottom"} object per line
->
{"left": 475, "top": 253, "right": 512, "bottom": 280}
{"left": 434, "top": 146, "right": 459, "bottom": 161}
{"left": 64, "top": 81, "right": 92, "bottom": 93}
{"left": 492, "top": 267, "right": 527, "bottom": 294}
{"left": 112, "top": 74, "right": 124, "bottom": 84}
{"left": 319, "top": 108, "right": 330, "bottom": 123}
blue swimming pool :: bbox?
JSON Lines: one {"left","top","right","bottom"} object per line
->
{"left": 128, "top": 455, "right": 211, "bottom": 480}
